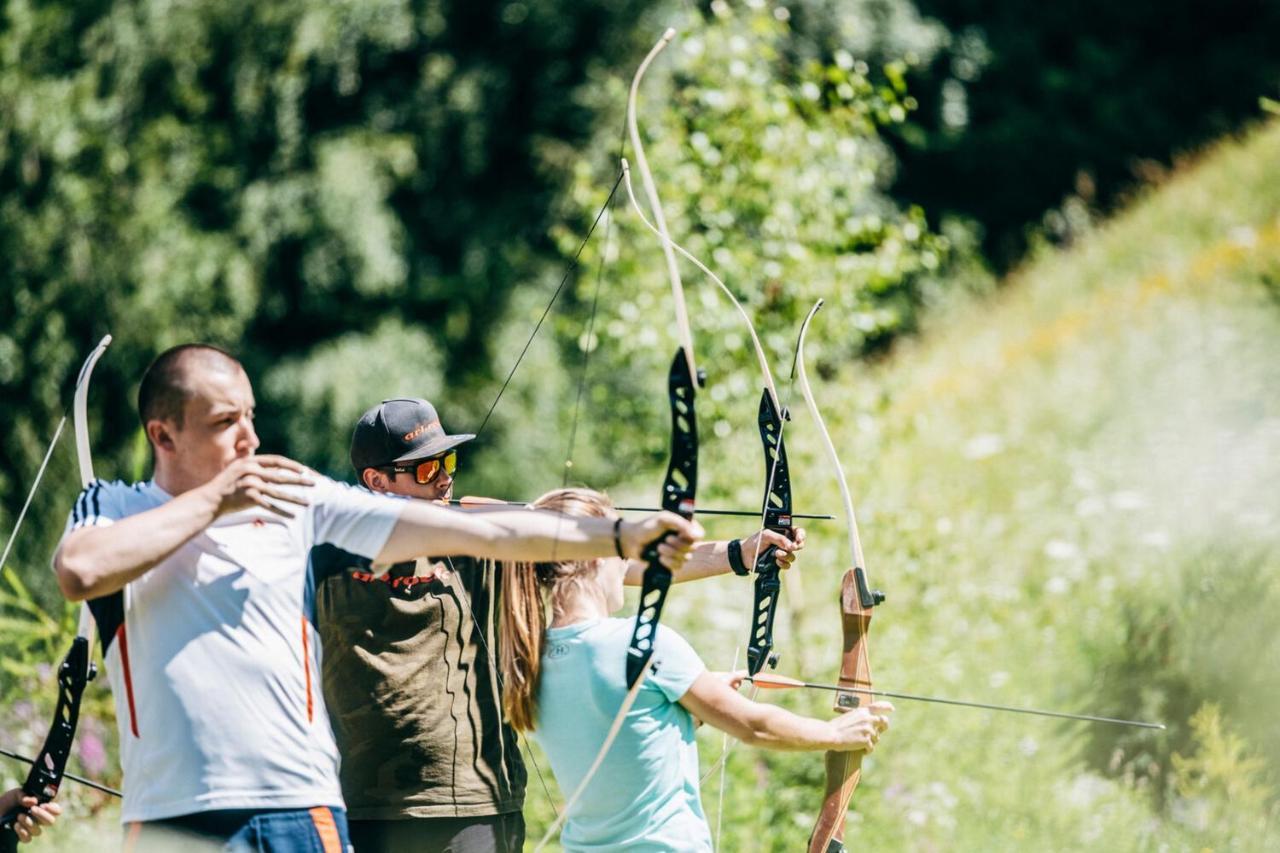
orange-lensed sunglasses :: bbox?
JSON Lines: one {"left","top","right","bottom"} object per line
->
{"left": 387, "top": 450, "right": 457, "bottom": 485}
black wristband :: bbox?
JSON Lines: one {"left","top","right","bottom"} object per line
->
{"left": 613, "top": 518, "right": 626, "bottom": 559}
{"left": 727, "top": 539, "right": 750, "bottom": 576}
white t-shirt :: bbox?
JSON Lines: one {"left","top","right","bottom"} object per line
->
{"left": 60, "top": 474, "right": 405, "bottom": 822}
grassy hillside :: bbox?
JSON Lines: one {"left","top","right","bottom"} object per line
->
{"left": 17, "top": 120, "right": 1280, "bottom": 850}
{"left": 614, "top": 118, "right": 1280, "bottom": 851}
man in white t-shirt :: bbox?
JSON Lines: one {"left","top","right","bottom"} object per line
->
{"left": 52, "top": 344, "right": 700, "bottom": 851}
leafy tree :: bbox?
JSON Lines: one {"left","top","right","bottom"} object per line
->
{"left": 521, "top": 0, "right": 955, "bottom": 493}
{"left": 0, "top": 0, "right": 655, "bottom": 589}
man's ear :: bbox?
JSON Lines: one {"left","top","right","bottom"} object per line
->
{"left": 146, "top": 419, "right": 177, "bottom": 454}
{"left": 361, "top": 467, "right": 388, "bottom": 492}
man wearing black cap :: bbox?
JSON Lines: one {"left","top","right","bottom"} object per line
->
{"left": 313, "top": 398, "right": 806, "bottom": 853}
{"left": 348, "top": 397, "right": 474, "bottom": 504}
{"left": 314, "top": 398, "right": 522, "bottom": 853}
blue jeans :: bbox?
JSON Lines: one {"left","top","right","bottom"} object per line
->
{"left": 129, "top": 806, "right": 351, "bottom": 852}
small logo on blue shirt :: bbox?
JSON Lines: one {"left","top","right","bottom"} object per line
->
{"left": 547, "top": 643, "right": 569, "bottom": 660}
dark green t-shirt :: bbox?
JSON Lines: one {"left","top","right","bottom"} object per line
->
{"left": 312, "top": 546, "right": 526, "bottom": 820}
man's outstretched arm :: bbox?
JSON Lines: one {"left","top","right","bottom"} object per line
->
{"left": 378, "top": 501, "right": 702, "bottom": 568}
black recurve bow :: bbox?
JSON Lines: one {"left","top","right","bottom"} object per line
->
{"left": 621, "top": 27, "right": 703, "bottom": 690}
{"left": 1, "top": 336, "right": 115, "bottom": 851}
{"left": 747, "top": 386, "right": 793, "bottom": 676}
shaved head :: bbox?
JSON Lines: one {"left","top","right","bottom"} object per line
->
{"left": 138, "top": 344, "right": 245, "bottom": 429}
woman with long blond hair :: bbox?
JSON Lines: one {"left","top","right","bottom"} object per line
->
{"left": 501, "top": 488, "right": 892, "bottom": 851}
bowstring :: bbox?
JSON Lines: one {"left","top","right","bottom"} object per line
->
{"left": 532, "top": 116, "right": 629, "bottom": 828}
{"left": 444, "top": 555, "right": 557, "bottom": 813}
{"left": 711, "top": 646, "right": 740, "bottom": 851}
{"left": 456, "top": 117, "right": 630, "bottom": 822}
{"left": 0, "top": 340, "right": 104, "bottom": 573}
{"left": 0, "top": 417, "right": 69, "bottom": 573}
{"left": 560, "top": 126, "right": 623, "bottom": 489}
{"left": 473, "top": 168, "right": 625, "bottom": 443}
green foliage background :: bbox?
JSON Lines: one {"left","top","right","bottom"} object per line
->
{"left": 2, "top": 0, "right": 1278, "bottom": 849}
{"left": 1, "top": 0, "right": 655, "bottom": 581}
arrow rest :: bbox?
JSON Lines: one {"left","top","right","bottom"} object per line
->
{"left": 853, "top": 567, "right": 885, "bottom": 609}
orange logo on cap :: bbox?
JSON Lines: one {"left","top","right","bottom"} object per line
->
{"left": 403, "top": 419, "right": 439, "bottom": 442}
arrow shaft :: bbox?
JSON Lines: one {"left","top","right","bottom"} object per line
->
{"left": 747, "top": 678, "right": 1165, "bottom": 730}
{"left": 449, "top": 498, "right": 830, "bottom": 520}
{"left": 617, "top": 506, "right": 830, "bottom": 520}
{"left": 0, "top": 749, "right": 122, "bottom": 797}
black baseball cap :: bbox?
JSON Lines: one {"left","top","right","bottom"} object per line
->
{"left": 350, "top": 398, "right": 475, "bottom": 475}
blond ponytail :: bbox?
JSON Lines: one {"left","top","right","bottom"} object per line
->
{"left": 500, "top": 558, "right": 549, "bottom": 732}
{"left": 499, "top": 488, "right": 616, "bottom": 732}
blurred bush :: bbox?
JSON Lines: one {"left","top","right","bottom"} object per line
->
{"left": 1080, "top": 541, "right": 1280, "bottom": 811}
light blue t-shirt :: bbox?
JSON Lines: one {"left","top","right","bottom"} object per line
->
{"left": 531, "top": 617, "right": 711, "bottom": 852}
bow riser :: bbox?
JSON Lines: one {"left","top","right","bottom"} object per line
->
{"left": 4, "top": 638, "right": 93, "bottom": 801}
{"left": 0, "top": 638, "right": 94, "bottom": 851}
{"left": 747, "top": 387, "right": 793, "bottom": 676}
{"left": 626, "top": 348, "right": 699, "bottom": 687}
{"left": 808, "top": 568, "right": 875, "bottom": 853}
